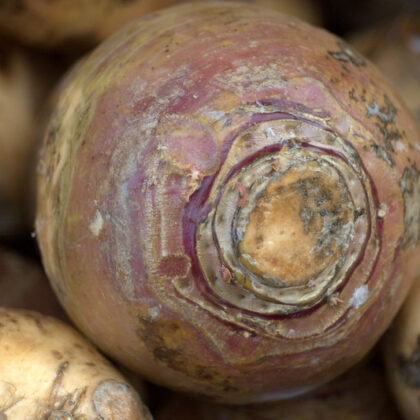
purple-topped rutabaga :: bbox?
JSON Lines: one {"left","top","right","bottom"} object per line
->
{"left": 36, "top": 2, "right": 420, "bottom": 403}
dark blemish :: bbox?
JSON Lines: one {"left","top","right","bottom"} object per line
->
{"left": 51, "top": 350, "right": 63, "bottom": 360}
{"left": 153, "top": 346, "right": 182, "bottom": 365}
{"left": 398, "top": 336, "right": 420, "bottom": 388}
{"left": 400, "top": 164, "right": 420, "bottom": 249}
{"left": 196, "top": 366, "right": 214, "bottom": 380}
{"left": 366, "top": 96, "right": 396, "bottom": 124}
{"left": 85, "top": 362, "right": 96, "bottom": 367}
{"left": 224, "top": 118, "right": 232, "bottom": 127}
{"left": 366, "top": 95, "right": 401, "bottom": 153}
{"left": 328, "top": 40, "right": 366, "bottom": 67}
{"left": 300, "top": 206, "right": 314, "bottom": 233}
{"left": 349, "top": 88, "right": 358, "bottom": 102}
{"left": 222, "top": 379, "right": 239, "bottom": 393}
{"left": 370, "top": 143, "right": 395, "bottom": 167}
{"left": 256, "top": 235, "right": 264, "bottom": 243}
{"left": 177, "top": 277, "right": 191, "bottom": 289}
{"left": 57, "top": 361, "right": 69, "bottom": 379}
{"left": 354, "top": 208, "right": 365, "bottom": 219}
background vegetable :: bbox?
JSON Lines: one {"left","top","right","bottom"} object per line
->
{"left": 0, "top": 42, "right": 65, "bottom": 236}
{"left": 0, "top": 0, "right": 322, "bottom": 51}
{"left": 0, "top": 307, "right": 152, "bottom": 419}
{"left": 384, "top": 275, "right": 420, "bottom": 420}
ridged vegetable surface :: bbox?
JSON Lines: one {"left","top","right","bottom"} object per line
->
{"left": 36, "top": 2, "right": 420, "bottom": 403}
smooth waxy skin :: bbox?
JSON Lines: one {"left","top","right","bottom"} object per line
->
{"left": 0, "top": 308, "right": 151, "bottom": 419}
{"left": 36, "top": 3, "right": 420, "bottom": 403}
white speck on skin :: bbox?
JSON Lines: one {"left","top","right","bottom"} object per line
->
{"left": 349, "top": 285, "right": 369, "bottom": 308}
{"left": 377, "top": 203, "right": 387, "bottom": 219}
{"left": 265, "top": 127, "right": 275, "bottom": 138}
{"left": 148, "top": 306, "right": 161, "bottom": 319}
{"left": 89, "top": 210, "right": 104, "bottom": 236}
{"left": 396, "top": 141, "right": 407, "bottom": 152}
{"left": 205, "top": 110, "right": 226, "bottom": 121}
{"left": 256, "top": 100, "right": 265, "bottom": 112}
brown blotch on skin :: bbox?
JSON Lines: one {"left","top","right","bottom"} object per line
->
{"left": 51, "top": 350, "right": 63, "bottom": 360}
{"left": 136, "top": 318, "right": 236, "bottom": 392}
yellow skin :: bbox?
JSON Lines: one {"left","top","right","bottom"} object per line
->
{"left": 0, "top": 308, "right": 151, "bottom": 419}
{"left": 0, "top": 0, "right": 322, "bottom": 50}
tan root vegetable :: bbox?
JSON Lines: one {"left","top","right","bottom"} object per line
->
{"left": 0, "top": 247, "right": 65, "bottom": 319}
{"left": 0, "top": 308, "right": 152, "bottom": 419}
{"left": 0, "top": 0, "right": 322, "bottom": 51}
{"left": 36, "top": 2, "right": 420, "bottom": 403}
{"left": 156, "top": 362, "right": 400, "bottom": 419}
{"left": 350, "top": 15, "right": 420, "bottom": 123}
{"left": 0, "top": 42, "right": 63, "bottom": 234}
{"left": 384, "top": 275, "right": 420, "bottom": 420}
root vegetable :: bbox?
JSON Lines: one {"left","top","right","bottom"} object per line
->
{"left": 0, "top": 308, "right": 152, "bottom": 419}
{"left": 36, "top": 2, "right": 420, "bottom": 403}
{"left": 0, "top": 42, "right": 64, "bottom": 235}
{"left": 0, "top": 0, "right": 322, "bottom": 51}
{"left": 384, "top": 275, "right": 420, "bottom": 419}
